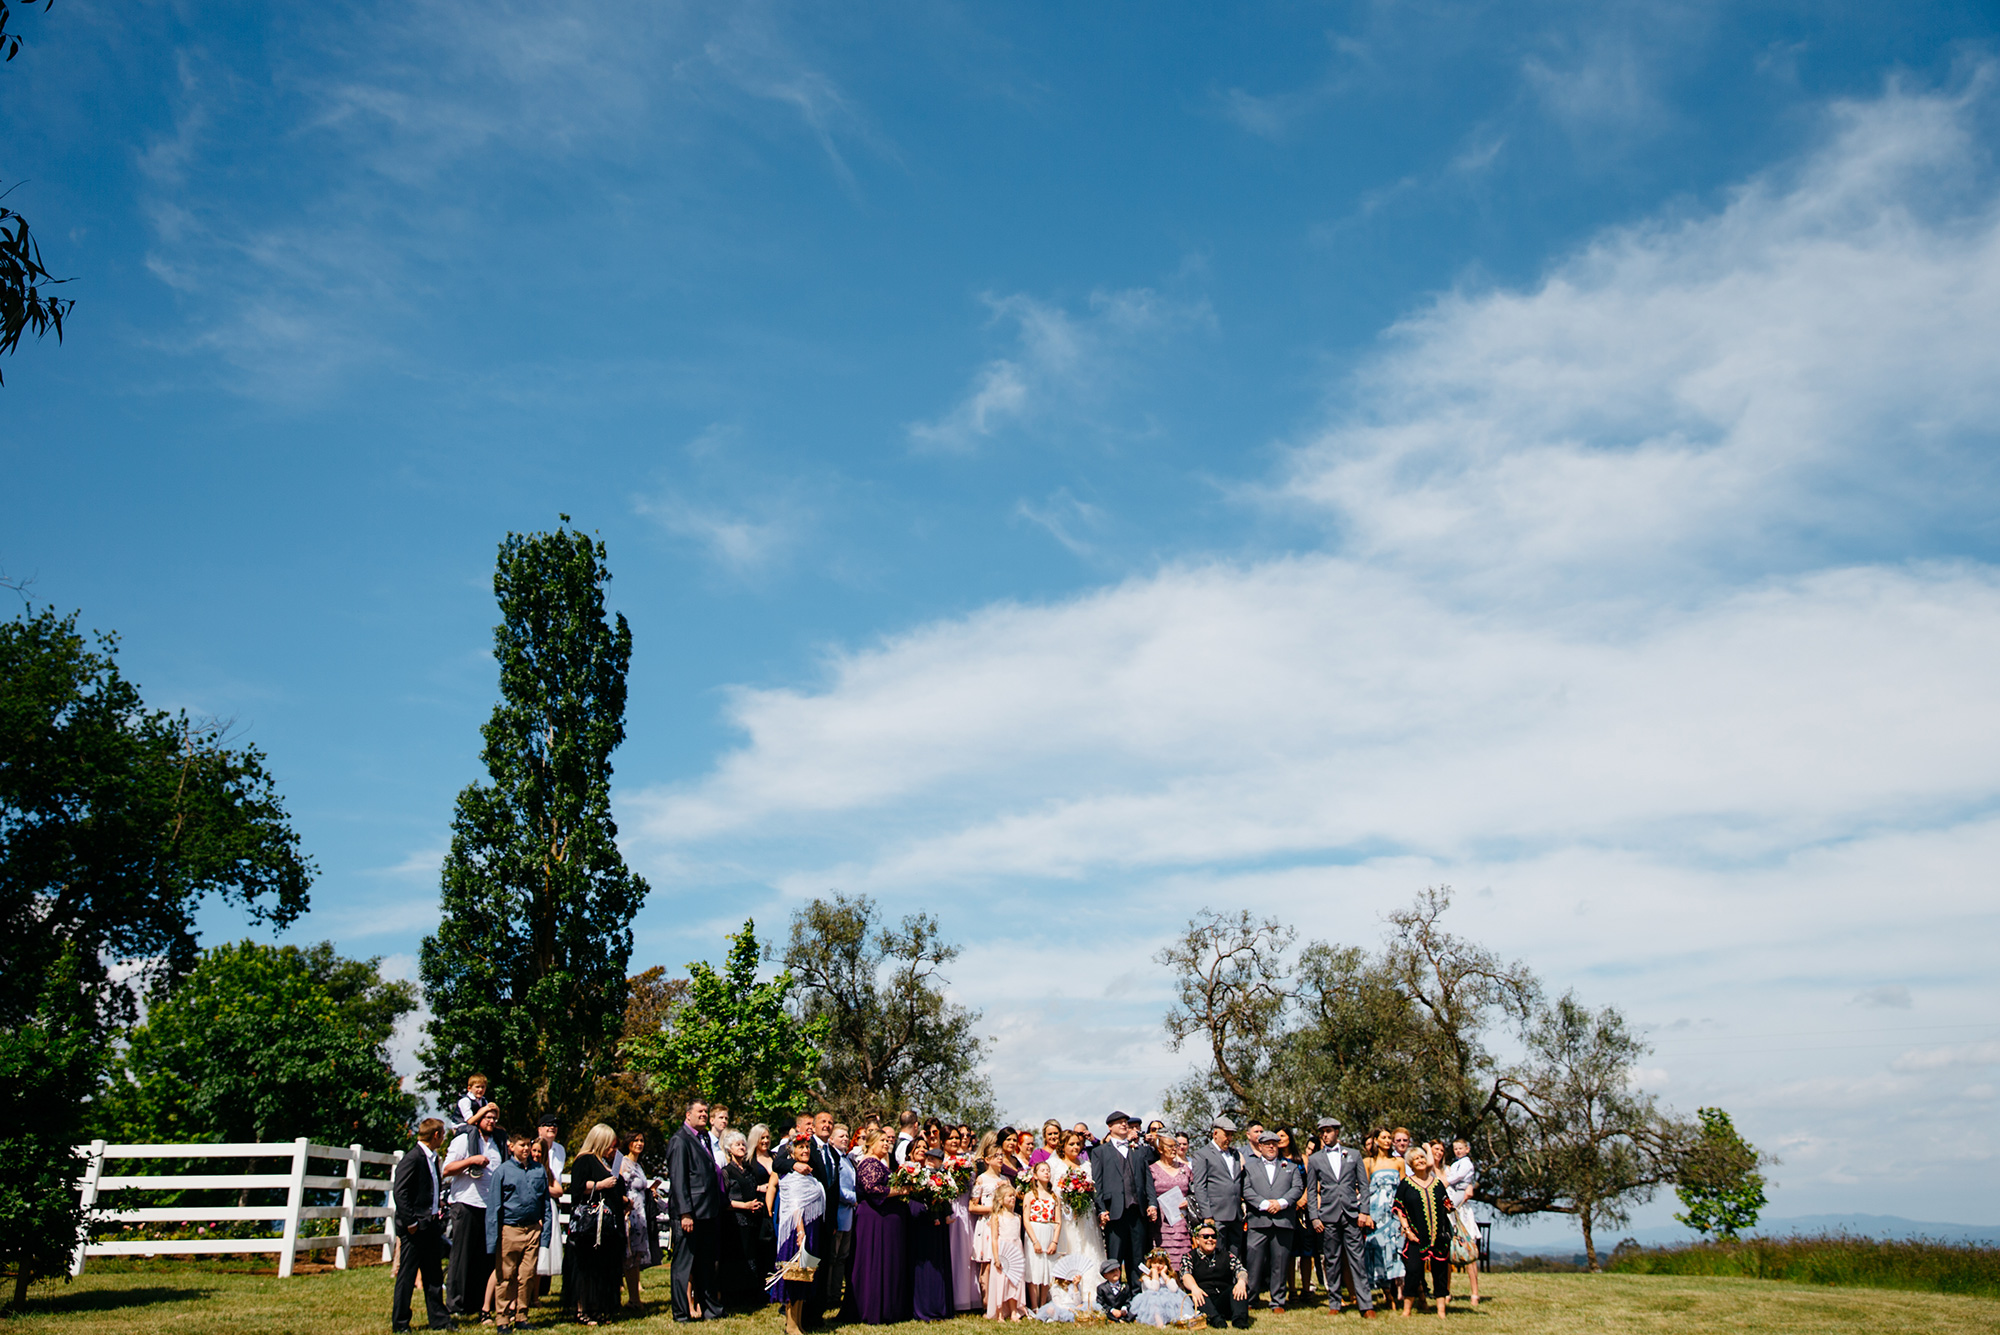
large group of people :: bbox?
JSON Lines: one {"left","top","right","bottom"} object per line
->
{"left": 388, "top": 1081, "right": 1486, "bottom": 1333}
{"left": 389, "top": 1075, "right": 669, "bottom": 1332}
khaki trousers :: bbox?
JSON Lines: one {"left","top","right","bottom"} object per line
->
{"left": 496, "top": 1223, "right": 543, "bottom": 1320}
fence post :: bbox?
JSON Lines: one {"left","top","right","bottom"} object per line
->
{"left": 278, "top": 1137, "right": 310, "bottom": 1278}
{"left": 70, "top": 1139, "right": 107, "bottom": 1278}
{"left": 335, "top": 1144, "right": 360, "bottom": 1270}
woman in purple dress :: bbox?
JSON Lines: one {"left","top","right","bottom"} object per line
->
{"left": 851, "top": 1129, "right": 912, "bottom": 1324}
{"left": 910, "top": 1147, "right": 954, "bottom": 1321}
{"left": 768, "top": 1137, "right": 825, "bottom": 1335}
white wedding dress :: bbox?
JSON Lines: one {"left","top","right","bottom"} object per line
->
{"left": 1050, "top": 1157, "right": 1106, "bottom": 1280}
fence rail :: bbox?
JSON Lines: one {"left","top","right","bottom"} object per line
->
{"left": 71, "top": 1137, "right": 397, "bottom": 1278}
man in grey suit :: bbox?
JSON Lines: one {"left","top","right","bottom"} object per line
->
{"left": 1188, "top": 1117, "right": 1248, "bottom": 1268}
{"left": 1304, "top": 1117, "right": 1373, "bottom": 1316}
{"left": 1239, "top": 1131, "right": 1302, "bottom": 1311}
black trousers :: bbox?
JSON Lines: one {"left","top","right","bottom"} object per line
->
{"left": 1403, "top": 1245, "right": 1450, "bottom": 1302}
{"left": 1316, "top": 1219, "right": 1371, "bottom": 1311}
{"left": 1103, "top": 1211, "right": 1149, "bottom": 1284}
{"left": 446, "top": 1203, "right": 491, "bottom": 1315}
{"left": 1195, "top": 1286, "right": 1249, "bottom": 1329}
{"left": 392, "top": 1222, "right": 450, "bottom": 1330}
{"left": 1244, "top": 1225, "right": 1291, "bottom": 1306}
{"left": 670, "top": 1215, "right": 725, "bottom": 1320}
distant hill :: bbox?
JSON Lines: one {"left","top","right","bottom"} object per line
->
{"left": 1492, "top": 1214, "right": 2000, "bottom": 1256}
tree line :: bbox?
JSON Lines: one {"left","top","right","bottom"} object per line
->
{"left": 1155, "top": 897, "right": 1767, "bottom": 1267}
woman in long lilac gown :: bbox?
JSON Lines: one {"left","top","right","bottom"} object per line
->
{"left": 851, "top": 1132, "right": 911, "bottom": 1324}
{"left": 946, "top": 1126, "right": 982, "bottom": 1313}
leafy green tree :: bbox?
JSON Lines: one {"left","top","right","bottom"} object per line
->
{"left": 97, "top": 940, "right": 416, "bottom": 1149}
{"left": 1, "top": 3, "right": 73, "bottom": 385}
{"left": 1263, "top": 941, "right": 1429, "bottom": 1133}
{"left": 0, "top": 605, "right": 313, "bottom": 1027}
{"left": 1156, "top": 893, "right": 1539, "bottom": 1151}
{"left": 1674, "top": 1106, "right": 1769, "bottom": 1239}
{"left": 419, "top": 520, "right": 647, "bottom": 1131}
{"left": 0, "top": 945, "right": 100, "bottom": 1310}
{"left": 1505, "top": 993, "right": 1690, "bottom": 1270}
{"left": 782, "top": 892, "right": 996, "bottom": 1125}
{"left": 625, "top": 920, "right": 827, "bottom": 1127}
{"left": 575, "top": 968, "right": 691, "bottom": 1177}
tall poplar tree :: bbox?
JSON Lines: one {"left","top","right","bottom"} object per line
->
{"left": 419, "top": 519, "right": 647, "bottom": 1129}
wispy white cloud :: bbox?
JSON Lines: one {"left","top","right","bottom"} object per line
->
{"left": 907, "top": 288, "right": 1211, "bottom": 454}
{"left": 1014, "top": 488, "right": 1106, "bottom": 557}
{"left": 637, "top": 491, "right": 805, "bottom": 577}
{"left": 132, "top": 0, "right": 879, "bottom": 396}
{"left": 628, "top": 83, "right": 2000, "bottom": 1208}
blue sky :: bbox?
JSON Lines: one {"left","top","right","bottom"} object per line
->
{"left": 7, "top": 1, "right": 2000, "bottom": 1236}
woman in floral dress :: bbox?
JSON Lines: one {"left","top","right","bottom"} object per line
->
{"left": 1362, "top": 1129, "right": 1405, "bottom": 1308}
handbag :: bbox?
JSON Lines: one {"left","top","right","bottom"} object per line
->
{"left": 1448, "top": 1210, "right": 1478, "bottom": 1265}
{"left": 775, "top": 1213, "right": 819, "bottom": 1283}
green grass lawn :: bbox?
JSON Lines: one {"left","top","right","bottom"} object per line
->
{"left": 8, "top": 1267, "right": 1999, "bottom": 1335}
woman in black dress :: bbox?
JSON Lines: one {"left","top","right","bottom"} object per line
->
{"left": 569, "top": 1123, "right": 627, "bottom": 1326}
{"left": 1392, "top": 1145, "right": 1454, "bottom": 1318}
{"left": 723, "top": 1129, "right": 771, "bottom": 1308}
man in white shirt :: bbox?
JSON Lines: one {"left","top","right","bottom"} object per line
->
{"left": 708, "top": 1104, "right": 732, "bottom": 1169}
{"left": 441, "top": 1103, "right": 502, "bottom": 1319}
{"left": 391, "top": 1118, "right": 451, "bottom": 1331}
{"left": 1240, "top": 1131, "right": 1301, "bottom": 1312}
{"left": 891, "top": 1109, "right": 919, "bottom": 1167}
{"left": 1304, "top": 1117, "right": 1372, "bottom": 1316}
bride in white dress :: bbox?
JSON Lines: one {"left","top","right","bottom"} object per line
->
{"left": 1049, "top": 1132, "right": 1106, "bottom": 1280}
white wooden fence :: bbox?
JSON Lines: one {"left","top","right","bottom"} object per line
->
{"left": 70, "top": 1138, "right": 397, "bottom": 1278}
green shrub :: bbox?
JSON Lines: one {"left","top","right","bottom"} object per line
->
{"left": 1607, "top": 1234, "right": 2000, "bottom": 1298}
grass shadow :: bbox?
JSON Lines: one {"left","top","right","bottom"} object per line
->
{"left": 26, "top": 1285, "right": 216, "bottom": 1314}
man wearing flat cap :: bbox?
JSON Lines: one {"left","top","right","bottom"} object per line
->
{"left": 1189, "top": 1116, "right": 1247, "bottom": 1269}
{"left": 1090, "top": 1111, "right": 1159, "bottom": 1286}
{"left": 1305, "top": 1118, "right": 1372, "bottom": 1316}
{"left": 1240, "top": 1130, "right": 1302, "bottom": 1312}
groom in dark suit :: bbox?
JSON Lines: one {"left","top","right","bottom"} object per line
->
{"left": 1304, "top": 1117, "right": 1373, "bottom": 1315}
{"left": 667, "top": 1099, "right": 727, "bottom": 1323}
{"left": 1090, "top": 1111, "right": 1159, "bottom": 1285}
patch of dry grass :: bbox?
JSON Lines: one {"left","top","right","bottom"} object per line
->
{"left": 7, "top": 1268, "right": 1999, "bottom": 1335}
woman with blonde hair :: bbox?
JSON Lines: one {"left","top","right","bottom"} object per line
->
{"left": 569, "top": 1124, "right": 625, "bottom": 1327}
{"left": 853, "top": 1128, "right": 913, "bottom": 1323}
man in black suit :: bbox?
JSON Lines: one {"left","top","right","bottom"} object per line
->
{"left": 1304, "top": 1118, "right": 1372, "bottom": 1316}
{"left": 803, "top": 1110, "right": 842, "bottom": 1327}
{"left": 391, "top": 1118, "right": 453, "bottom": 1332}
{"left": 1240, "top": 1131, "right": 1302, "bottom": 1312}
{"left": 1090, "top": 1111, "right": 1158, "bottom": 1285}
{"left": 667, "top": 1099, "right": 727, "bottom": 1323}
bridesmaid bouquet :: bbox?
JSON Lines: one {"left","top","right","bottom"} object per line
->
{"left": 1057, "top": 1167, "right": 1095, "bottom": 1216}
{"left": 897, "top": 1161, "right": 962, "bottom": 1216}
